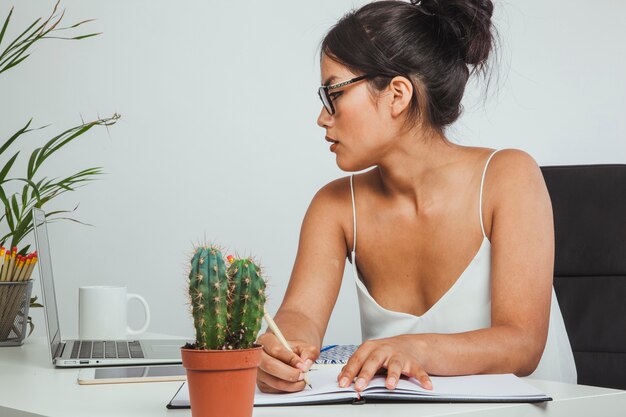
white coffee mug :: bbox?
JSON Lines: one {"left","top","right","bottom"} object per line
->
{"left": 78, "top": 286, "right": 151, "bottom": 340}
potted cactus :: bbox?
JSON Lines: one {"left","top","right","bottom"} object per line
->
{"left": 181, "top": 245, "right": 267, "bottom": 417}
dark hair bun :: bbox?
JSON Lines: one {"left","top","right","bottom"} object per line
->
{"left": 417, "top": 0, "right": 494, "bottom": 66}
{"left": 321, "top": 0, "right": 499, "bottom": 129}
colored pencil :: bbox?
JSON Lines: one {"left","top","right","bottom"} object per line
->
{"left": 0, "top": 251, "right": 9, "bottom": 281}
{"left": 0, "top": 247, "right": 5, "bottom": 280}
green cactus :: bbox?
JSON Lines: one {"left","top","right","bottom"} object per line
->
{"left": 187, "top": 245, "right": 267, "bottom": 350}
{"left": 227, "top": 258, "right": 267, "bottom": 348}
{"left": 188, "top": 246, "right": 229, "bottom": 349}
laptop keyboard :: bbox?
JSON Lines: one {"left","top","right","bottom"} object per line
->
{"left": 69, "top": 340, "right": 145, "bottom": 359}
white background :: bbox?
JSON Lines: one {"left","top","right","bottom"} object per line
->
{"left": 1, "top": 0, "right": 624, "bottom": 345}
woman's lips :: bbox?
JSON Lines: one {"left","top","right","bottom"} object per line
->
{"left": 326, "top": 136, "right": 339, "bottom": 152}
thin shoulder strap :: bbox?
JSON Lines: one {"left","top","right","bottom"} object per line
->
{"left": 350, "top": 174, "right": 357, "bottom": 256}
{"left": 479, "top": 149, "right": 502, "bottom": 239}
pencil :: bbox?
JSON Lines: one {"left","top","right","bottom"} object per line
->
{"left": 0, "top": 247, "right": 5, "bottom": 281}
{"left": 17, "top": 255, "right": 31, "bottom": 282}
{"left": 12, "top": 255, "right": 24, "bottom": 282}
{"left": 0, "top": 251, "right": 9, "bottom": 281}
{"left": 1, "top": 251, "right": 10, "bottom": 281}
{"left": 25, "top": 253, "right": 37, "bottom": 281}
{"left": 262, "top": 308, "right": 312, "bottom": 389}
{"left": 0, "top": 247, "right": 5, "bottom": 278}
{"left": 6, "top": 247, "right": 16, "bottom": 281}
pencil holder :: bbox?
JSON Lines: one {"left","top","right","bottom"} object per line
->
{"left": 0, "top": 280, "right": 34, "bottom": 346}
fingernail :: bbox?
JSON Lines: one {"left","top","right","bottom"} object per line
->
{"left": 296, "top": 362, "right": 306, "bottom": 371}
{"left": 298, "top": 373, "right": 304, "bottom": 381}
{"left": 355, "top": 378, "right": 366, "bottom": 391}
{"left": 424, "top": 379, "right": 433, "bottom": 390}
{"left": 340, "top": 377, "right": 349, "bottom": 388}
{"left": 304, "top": 359, "right": 313, "bottom": 368}
{"left": 387, "top": 377, "right": 397, "bottom": 388}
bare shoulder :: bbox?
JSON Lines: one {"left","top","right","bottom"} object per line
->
{"left": 307, "top": 176, "right": 353, "bottom": 227}
{"left": 487, "top": 148, "right": 547, "bottom": 199}
{"left": 311, "top": 176, "right": 352, "bottom": 204}
{"left": 305, "top": 175, "right": 355, "bottom": 247}
{"left": 479, "top": 148, "right": 552, "bottom": 241}
{"left": 489, "top": 148, "right": 542, "bottom": 172}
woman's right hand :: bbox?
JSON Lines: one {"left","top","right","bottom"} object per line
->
{"left": 256, "top": 332, "right": 319, "bottom": 393}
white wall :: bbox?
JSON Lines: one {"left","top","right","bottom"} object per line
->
{"left": 1, "top": 0, "right": 624, "bottom": 345}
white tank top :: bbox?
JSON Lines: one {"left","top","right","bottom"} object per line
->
{"left": 349, "top": 149, "right": 577, "bottom": 383}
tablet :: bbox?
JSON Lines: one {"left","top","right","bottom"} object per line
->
{"left": 78, "top": 365, "right": 187, "bottom": 385}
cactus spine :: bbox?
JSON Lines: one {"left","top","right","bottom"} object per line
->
{"left": 188, "top": 245, "right": 267, "bottom": 350}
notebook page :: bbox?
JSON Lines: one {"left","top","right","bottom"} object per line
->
{"left": 363, "top": 374, "right": 548, "bottom": 400}
{"left": 169, "top": 368, "right": 549, "bottom": 407}
{"left": 254, "top": 367, "right": 355, "bottom": 405}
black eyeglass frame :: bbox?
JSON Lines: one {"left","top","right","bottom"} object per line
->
{"left": 318, "top": 74, "right": 376, "bottom": 115}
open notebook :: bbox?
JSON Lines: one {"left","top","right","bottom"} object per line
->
{"left": 166, "top": 366, "right": 551, "bottom": 408}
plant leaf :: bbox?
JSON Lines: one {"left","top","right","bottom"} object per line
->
{"left": 11, "top": 193, "right": 20, "bottom": 223}
{"left": 0, "top": 17, "right": 41, "bottom": 62}
{"left": 9, "top": 177, "right": 41, "bottom": 201}
{"left": 33, "top": 125, "right": 90, "bottom": 174}
{"left": 0, "top": 6, "right": 13, "bottom": 50}
{"left": 21, "top": 183, "right": 29, "bottom": 208}
{"left": 0, "top": 26, "right": 45, "bottom": 70}
{"left": 31, "top": 114, "right": 118, "bottom": 178}
{"left": 0, "top": 185, "right": 9, "bottom": 208}
{"left": 0, "top": 53, "right": 29, "bottom": 74}
{"left": 68, "top": 18, "right": 96, "bottom": 28}
{"left": 0, "top": 0, "right": 98, "bottom": 76}
{"left": 71, "top": 33, "right": 100, "bottom": 40}
{"left": 17, "top": 244, "right": 30, "bottom": 257}
{"left": 11, "top": 209, "right": 33, "bottom": 249}
{"left": 47, "top": 216, "right": 93, "bottom": 227}
{"left": 30, "top": 295, "right": 44, "bottom": 308}
{"left": 3, "top": 197, "right": 14, "bottom": 231}
{"left": 0, "top": 151, "right": 19, "bottom": 183}
{"left": 43, "top": 124, "right": 93, "bottom": 160}
{"left": 27, "top": 147, "right": 42, "bottom": 180}
{"left": 0, "top": 118, "right": 32, "bottom": 155}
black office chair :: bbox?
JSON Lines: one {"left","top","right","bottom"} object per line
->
{"left": 541, "top": 164, "right": 626, "bottom": 390}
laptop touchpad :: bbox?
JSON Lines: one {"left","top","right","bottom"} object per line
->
{"left": 147, "top": 343, "right": 184, "bottom": 358}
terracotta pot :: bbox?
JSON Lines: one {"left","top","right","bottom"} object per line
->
{"left": 181, "top": 345, "right": 263, "bottom": 417}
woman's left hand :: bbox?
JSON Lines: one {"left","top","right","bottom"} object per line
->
{"left": 337, "top": 335, "right": 433, "bottom": 392}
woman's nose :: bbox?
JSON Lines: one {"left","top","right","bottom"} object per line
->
{"left": 317, "top": 107, "right": 332, "bottom": 128}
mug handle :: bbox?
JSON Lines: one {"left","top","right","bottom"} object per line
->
{"left": 126, "top": 293, "right": 151, "bottom": 335}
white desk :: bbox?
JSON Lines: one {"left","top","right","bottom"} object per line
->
{"left": 1, "top": 337, "right": 625, "bottom": 417}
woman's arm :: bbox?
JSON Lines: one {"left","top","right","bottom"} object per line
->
{"left": 338, "top": 149, "right": 555, "bottom": 391}
{"left": 256, "top": 178, "right": 349, "bottom": 393}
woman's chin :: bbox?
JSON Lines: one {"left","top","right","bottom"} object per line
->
{"left": 335, "top": 156, "right": 373, "bottom": 173}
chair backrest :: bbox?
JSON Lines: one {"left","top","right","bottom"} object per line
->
{"left": 541, "top": 164, "right": 626, "bottom": 389}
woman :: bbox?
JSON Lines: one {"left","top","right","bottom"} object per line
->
{"left": 257, "top": 0, "right": 576, "bottom": 393}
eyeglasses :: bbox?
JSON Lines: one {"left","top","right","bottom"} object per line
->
{"left": 317, "top": 74, "right": 375, "bottom": 116}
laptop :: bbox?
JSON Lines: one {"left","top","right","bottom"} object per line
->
{"left": 32, "top": 208, "right": 192, "bottom": 368}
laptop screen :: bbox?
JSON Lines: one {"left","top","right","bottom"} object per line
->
{"left": 32, "top": 208, "right": 62, "bottom": 360}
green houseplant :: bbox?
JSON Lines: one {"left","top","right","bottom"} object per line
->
{"left": 0, "top": 1, "right": 119, "bottom": 341}
{"left": 182, "top": 245, "right": 267, "bottom": 417}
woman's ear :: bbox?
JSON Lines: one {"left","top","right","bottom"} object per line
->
{"left": 388, "top": 75, "right": 414, "bottom": 118}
